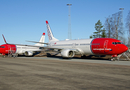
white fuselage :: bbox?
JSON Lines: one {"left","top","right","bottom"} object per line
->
{"left": 16, "top": 45, "right": 41, "bottom": 55}
{"left": 48, "top": 39, "right": 94, "bottom": 55}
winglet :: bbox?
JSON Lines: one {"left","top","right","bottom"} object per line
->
{"left": 46, "top": 21, "right": 48, "bottom": 24}
{"left": 2, "top": 34, "right": 8, "bottom": 44}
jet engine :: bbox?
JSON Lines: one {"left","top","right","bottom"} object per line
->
{"left": 61, "top": 49, "right": 75, "bottom": 58}
{"left": 24, "top": 51, "right": 33, "bottom": 56}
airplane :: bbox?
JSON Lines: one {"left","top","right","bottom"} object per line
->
{"left": 0, "top": 33, "right": 45, "bottom": 57}
{"left": 43, "top": 20, "right": 128, "bottom": 60}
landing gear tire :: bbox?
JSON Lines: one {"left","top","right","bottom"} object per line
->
{"left": 81, "top": 55, "right": 86, "bottom": 59}
{"left": 2, "top": 55, "right": 7, "bottom": 58}
{"left": 46, "top": 53, "right": 52, "bottom": 57}
{"left": 3, "top": 55, "right": 6, "bottom": 58}
{"left": 111, "top": 57, "right": 117, "bottom": 61}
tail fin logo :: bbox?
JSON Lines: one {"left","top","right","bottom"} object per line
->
{"left": 46, "top": 20, "right": 59, "bottom": 41}
{"left": 47, "top": 26, "right": 52, "bottom": 40}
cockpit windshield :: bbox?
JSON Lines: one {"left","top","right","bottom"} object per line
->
{"left": 112, "top": 42, "right": 123, "bottom": 45}
{"left": 0, "top": 46, "right": 5, "bottom": 48}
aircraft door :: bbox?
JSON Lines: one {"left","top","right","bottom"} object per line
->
{"left": 8, "top": 45, "right": 16, "bottom": 55}
{"left": 104, "top": 40, "right": 109, "bottom": 53}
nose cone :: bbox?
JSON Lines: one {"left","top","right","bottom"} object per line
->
{"left": 124, "top": 46, "right": 128, "bottom": 52}
{"left": 120, "top": 45, "right": 128, "bottom": 53}
{"left": 115, "top": 44, "right": 128, "bottom": 55}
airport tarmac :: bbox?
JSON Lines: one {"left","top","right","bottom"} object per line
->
{"left": 21, "top": 56, "right": 130, "bottom": 66}
{"left": 0, "top": 57, "right": 130, "bottom": 90}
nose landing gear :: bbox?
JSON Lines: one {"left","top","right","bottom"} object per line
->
{"left": 111, "top": 55, "right": 117, "bottom": 61}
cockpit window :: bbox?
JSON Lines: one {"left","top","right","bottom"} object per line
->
{"left": 0, "top": 46, "right": 5, "bottom": 48}
{"left": 112, "top": 42, "right": 123, "bottom": 45}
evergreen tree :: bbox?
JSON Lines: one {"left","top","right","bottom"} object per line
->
{"left": 101, "top": 28, "right": 106, "bottom": 38}
{"left": 95, "top": 20, "right": 103, "bottom": 38}
{"left": 90, "top": 35, "right": 93, "bottom": 38}
{"left": 90, "top": 20, "right": 106, "bottom": 38}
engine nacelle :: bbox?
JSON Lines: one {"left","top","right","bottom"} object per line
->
{"left": 24, "top": 51, "right": 33, "bottom": 56}
{"left": 61, "top": 49, "right": 75, "bottom": 58}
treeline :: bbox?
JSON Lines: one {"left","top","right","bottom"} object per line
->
{"left": 90, "top": 10, "right": 130, "bottom": 45}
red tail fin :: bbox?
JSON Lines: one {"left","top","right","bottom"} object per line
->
{"left": 2, "top": 34, "right": 8, "bottom": 44}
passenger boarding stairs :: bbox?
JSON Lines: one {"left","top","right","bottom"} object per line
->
{"left": 117, "top": 50, "right": 130, "bottom": 61}
{"left": 8, "top": 48, "right": 17, "bottom": 57}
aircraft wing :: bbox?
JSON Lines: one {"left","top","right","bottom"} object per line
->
{"left": 44, "top": 46, "right": 80, "bottom": 53}
{"left": 2, "top": 34, "right": 47, "bottom": 48}
{"left": 13, "top": 44, "right": 46, "bottom": 47}
{"left": 44, "top": 46, "right": 81, "bottom": 58}
{"left": 2, "top": 43, "right": 46, "bottom": 48}
{"left": 26, "top": 41, "right": 49, "bottom": 45}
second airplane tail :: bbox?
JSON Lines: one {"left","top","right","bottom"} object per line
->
{"left": 46, "top": 21, "right": 59, "bottom": 42}
{"left": 35, "top": 33, "right": 45, "bottom": 46}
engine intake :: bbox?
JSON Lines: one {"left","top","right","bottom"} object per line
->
{"left": 24, "top": 51, "right": 33, "bottom": 56}
{"left": 61, "top": 49, "right": 75, "bottom": 58}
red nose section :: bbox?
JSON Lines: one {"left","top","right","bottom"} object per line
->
{"left": 116, "top": 45, "right": 128, "bottom": 55}
{"left": 0, "top": 44, "right": 16, "bottom": 55}
{"left": 122, "top": 45, "right": 128, "bottom": 52}
{"left": 91, "top": 38, "right": 128, "bottom": 55}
